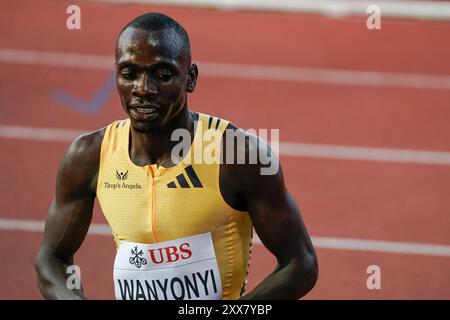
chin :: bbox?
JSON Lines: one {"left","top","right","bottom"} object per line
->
{"left": 131, "top": 120, "right": 161, "bottom": 133}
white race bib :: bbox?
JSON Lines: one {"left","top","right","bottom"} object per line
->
{"left": 113, "top": 232, "right": 222, "bottom": 300}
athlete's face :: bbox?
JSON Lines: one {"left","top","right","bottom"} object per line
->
{"left": 115, "top": 27, "right": 197, "bottom": 132}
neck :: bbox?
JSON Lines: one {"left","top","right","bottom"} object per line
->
{"left": 129, "top": 106, "right": 195, "bottom": 167}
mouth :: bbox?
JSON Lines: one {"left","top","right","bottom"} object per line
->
{"left": 129, "top": 104, "right": 160, "bottom": 121}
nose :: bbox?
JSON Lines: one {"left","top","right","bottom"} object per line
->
{"left": 132, "top": 73, "right": 157, "bottom": 97}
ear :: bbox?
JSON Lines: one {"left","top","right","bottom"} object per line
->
{"left": 187, "top": 63, "right": 198, "bottom": 93}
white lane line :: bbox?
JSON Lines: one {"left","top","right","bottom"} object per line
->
{"left": 279, "top": 142, "right": 450, "bottom": 165}
{"left": 0, "top": 125, "right": 85, "bottom": 142}
{"left": 0, "top": 48, "right": 113, "bottom": 70}
{"left": 1, "top": 48, "right": 450, "bottom": 90}
{"left": 0, "top": 218, "right": 111, "bottom": 235}
{"left": 312, "top": 236, "right": 450, "bottom": 257}
{"left": 96, "top": 0, "right": 450, "bottom": 21}
{"left": 2, "top": 124, "right": 450, "bottom": 165}
{"left": 1, "top": 218, "right": 450, "bottom": 257}
{"left": 202, "top": 62, "right": 450, "bottom": 91}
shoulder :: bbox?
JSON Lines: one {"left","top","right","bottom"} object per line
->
{"left": 57, "top": 127, "right": 107, "bottom": 197}
{"left": 64, "top": 127, "right": 106, "bottom": 166}
{"left": 219, "top": 122, "right": 283, "bottom": 210}
{"left": 221, "top": 122, "right": 280, "bottom": 176}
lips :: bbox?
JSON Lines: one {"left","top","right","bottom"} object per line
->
{"left": 129, "top": 105, "right": 160, "bottom": 121}
{"left": 136, "top": 108, "right": 155, "bottom": 113}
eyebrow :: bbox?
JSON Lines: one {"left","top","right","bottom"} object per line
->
{"left": 116, "top": 59, "right": 178, "bottom": 70}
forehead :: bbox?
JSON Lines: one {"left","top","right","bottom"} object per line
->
{"left": 116, "top": 27, "right": 188, "bottom": 65}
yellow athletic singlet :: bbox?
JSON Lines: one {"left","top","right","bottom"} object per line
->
{"left": 96, "top": 113, "right": 253, "bottom": 300}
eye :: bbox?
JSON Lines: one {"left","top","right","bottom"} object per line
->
{"left": 156, "top": 69, "right": 173, "bottom": 82}
{"left": 120, "top": 68, "right": 136, "bottom": 80}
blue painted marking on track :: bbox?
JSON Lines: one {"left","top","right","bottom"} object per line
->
{"left": 52, "top": 72, "right": 115, "bottom": 114}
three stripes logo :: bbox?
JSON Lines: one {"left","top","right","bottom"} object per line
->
{"left": 167, "top": 165, "right": 203, "bottom": 189}
{"left": 116, "top": 170, "right": 128, "bottom": 181}
{"left": 208, "top": 116, "right": 221, "bottom": 130}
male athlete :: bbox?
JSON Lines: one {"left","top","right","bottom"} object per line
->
{"left": 35, "top": 13, "right": 318, "bottom": 300}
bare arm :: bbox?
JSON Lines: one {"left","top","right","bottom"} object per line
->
{"left": 221, "top": 127, "right": 318, "bottom": 299}
{"left": 35, "top": 129, "right": 103, "bottom": 299}
{"left": 242, "top": 167, "right": 318, "bottom": 299}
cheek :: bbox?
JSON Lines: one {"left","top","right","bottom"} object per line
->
{"left": 162, "top": 82, "right": 187, "bottom": 102}
{"left": 117, "top": 81, "right": 133, "bottom": 98}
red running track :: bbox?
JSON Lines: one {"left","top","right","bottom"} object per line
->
{"left": 0, "top": 0, "right": 449, "bottom": 299}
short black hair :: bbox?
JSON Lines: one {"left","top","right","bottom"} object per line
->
{"left": 119, "top": 13, "right": 190, "bottom": 51}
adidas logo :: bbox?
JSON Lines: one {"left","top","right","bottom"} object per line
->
{"left": 167, "top": 165, "right": 203, "bottom": 189}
